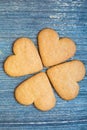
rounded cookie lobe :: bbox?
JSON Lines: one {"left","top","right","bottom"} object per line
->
{"left": 15, "top": 85, "right": 34, "bottom": 105}
{"left": 51, "top": 78, "right": 80, "bottom": 100}
{"left": 38, "top": 28, "right": 76, "bottom": 67}
{"left": 47, "top": 60, "right": 86, "bottom": 82}
{"left": 34, "top": 72, "right": 56, "bottom": 111}
{"left": 58, "top": 38, "right": 76, "bottom": 63}
{"left": 4, "top": 37, "right": 43, "bottom": 77}
{"left": 47, "top": 60, "right": 85, "bottom": 100}
{"left": 34, "top": 94, "right": 56, "bottom": 111}
{"left": 15, "top": 80, "right": 34, "bottom": 106}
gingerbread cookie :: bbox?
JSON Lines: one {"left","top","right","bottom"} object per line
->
{"left": 47, "top": 60, "right": 86, "bottom": 100}
{"left": 15, "top": 72, "right": 56, "bottom": 111}
{"left": 38, "top": 28, "right": 76, "bottom": 67}
{"left": 4, "top": 38, "right": 43, "bottom": 77}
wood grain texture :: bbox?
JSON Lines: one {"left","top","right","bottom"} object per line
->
{"left": 0, "top": 0, "right": 87, "bottom": 129}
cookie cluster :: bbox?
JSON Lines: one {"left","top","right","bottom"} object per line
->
{"left": 4, "top": 28, "right": 86, "bottom": 111}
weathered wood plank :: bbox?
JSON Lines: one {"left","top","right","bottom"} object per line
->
{"left": 0, "top": 0, "right": 87, "bottom": 129}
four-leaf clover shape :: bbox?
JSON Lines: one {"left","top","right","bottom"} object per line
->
{"left": 4, "top": 28, "right": 86, "bottom": 111}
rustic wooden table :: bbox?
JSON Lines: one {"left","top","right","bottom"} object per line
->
{"left": 0, "top": 0, "right": 87, "bottom": 129}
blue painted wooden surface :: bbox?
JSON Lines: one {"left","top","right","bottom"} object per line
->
{"left": 0, "top": 0, "right": 87, "bottom": 129}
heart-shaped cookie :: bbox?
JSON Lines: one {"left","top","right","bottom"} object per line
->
{"left": 15, "top": 72, "right": 56, "bottom": 111}
{"left": 38, "top": 28, "right": 76, "bottom": 67}
{"left": 4, "top": 38, "right": 43, "bottom": 77}
{"left": 47, "top": 60, "right": 86, "bottom": 100}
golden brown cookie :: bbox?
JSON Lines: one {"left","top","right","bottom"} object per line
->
{"left": 15, "top": 72, "right": 56, "bottom": 111}
{"left": 38, "top": 28, "right": 76, "bottom": 67}
{"left": 47, "top": 60, "right": 86, "bottom": 100}
{"left": 4, "top": 38, "right": 43, "bottom": 77}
